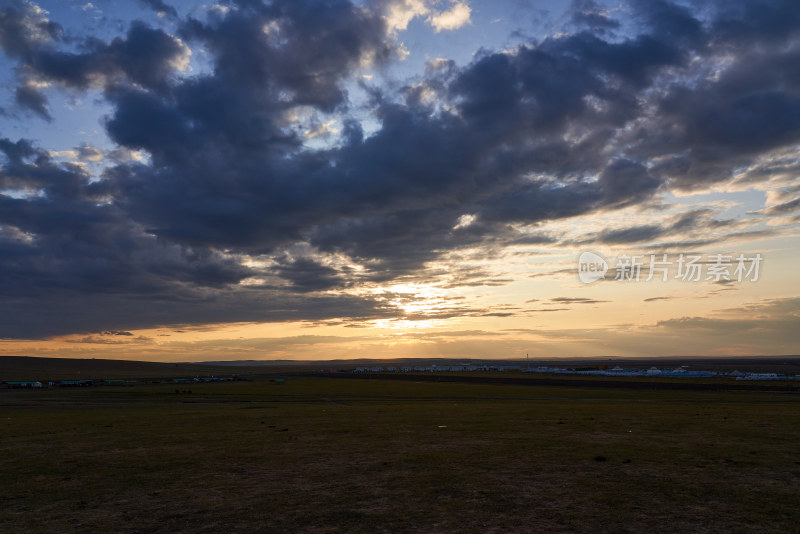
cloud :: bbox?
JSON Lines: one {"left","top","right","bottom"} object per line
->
{"left": 0, "top": 0, "right": 62, "bottom": 59}
{"left": 138, "top": 0, "right": 178, "bottom": 19}
{"left": 428, "top": 2, "right": 471, "bottom": 32}
{"left": 653, "top": 297, "right": 800, "bottom": 351}
{"left": 549, "top": 297, "right": 608, "bottom": 304}
{"left": 762, "top": 197, "right": 800, "bottom": 216}
{"left": 383, "top": 0, "right": 430, "bottom": 32}
{"left": 0, "top": 1, "right": 191, "bottom": 114}
{"left": 14, "top": 82, "right": 50, "bottom": 120}
{"left": 32, "top": 21, "right": 192, "bottom": 90}
{"left": 568, "top": 208, "right": 770, "bottom": 247}
{"left": 382, "top": 0, "right": 471, "bottom": 34}
{"left": 75, "top": 143, "right": 105, "bottom": 163}
{"left": 507, "top": 297, "right": 800, "bottom": 356}
{"left": 0, "top": 0, "right": 798, "bottom": 340}
{"left": 0, "top": 284, "right": 404, "bottom": 339}
{"left": 69, "top": 334, "right": 152, "bottom": 345}
{"left": 274, "top": 256, "right": 348, "bottom": 292}
{"left": 643, "top": 296, "right": 674, "bottom": 302}
{"left": 568, "top": 0, "right": 620, "bottom": 35}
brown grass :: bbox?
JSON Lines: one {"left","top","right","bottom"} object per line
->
{"left": 1, "top": 378, "right": 798, "bottom": 533}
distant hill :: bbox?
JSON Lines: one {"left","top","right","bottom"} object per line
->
{"left": 0, "top": 356, "right": 246, "bottom": 381}
{"left": 3, "top": 355, "right": 800, "bottom": 381}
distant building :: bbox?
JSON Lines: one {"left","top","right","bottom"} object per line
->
{"left": 737, "top": 373, "right": 785, "bottom": 381}
{"left": 58, "top": 380, "right": 94, "bottom": 387}
{"left": 5, "top": 381, "right": 43, "bottom": 388}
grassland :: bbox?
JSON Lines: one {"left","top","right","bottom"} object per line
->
{"left": 0, "top": 355, "right": 258, "bottom": 381}
{"left": 1, "top": 376, "right": 799, "bottom": 533}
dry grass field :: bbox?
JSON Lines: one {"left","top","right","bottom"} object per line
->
{"left": 1, "top": 375, "right": 799, "bottom": 533}
{"left": 0, "top": 356, "right": 259, "bottom": 381}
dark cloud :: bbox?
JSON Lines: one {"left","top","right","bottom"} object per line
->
{"left": 634, "top": 6, "right": 800, "bottom": 190}
{"left": 14, "top": 83, "right": 50, "bottom": 120}
{"left": 0, "top": 287, "right": 400, "bottom": 339}
{"left": 683, "top": 92, "right": 800, "bottom": 153}
{"left": 655, "top": 298, "right": 800, "bottom": 348}
{"left": 594, "top": 225, "right": 665, "bottom": 245}
{"left": 569, "top": 0, "right": 620, "bottom": 35}
{"left": 27, "top": 21, "right": 189, "bottom": 91}
{"left": 574, "top": 209, "right": 744, "bottom": 246}
{"left": 0, "top": 0, "right": 797, "bottom": 338}
{"left": 549, "top": 297, "right": 608, "bottom": 304}
{"left": 709, "top": 0, "right": 800, "bottom": 47}
{"left": 69, "top": 333, "right": 152, "bottom": 345}
{"left": 138, "top": 0, "right": 178, "bottom": 19}
{"left": 179, "top": 0, "right": 392, "bottom": 111}
{"left": 274, "top": 256, "right": 347, "bottom": 293}
{"left": 632, "top": 0, "right": 704, "bottom": 47}
{"left": 0, "top": 1, "right": 190, "bottom": 117}
{"left": 510, "top": 234, "right": 557, "bottom": 245}
{"left": 763, "top": 197, "right": 800, "bottom": 216}
{"left": 0, "top": 0, "right": 62, "bottom": 59}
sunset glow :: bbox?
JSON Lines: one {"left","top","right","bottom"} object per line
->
{"left": 0, "top": 0, "right": 798, "bottom": 361}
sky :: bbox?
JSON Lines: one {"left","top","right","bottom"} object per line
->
{"left": 0, "top": 0, "right": 798, "bottom": 362}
